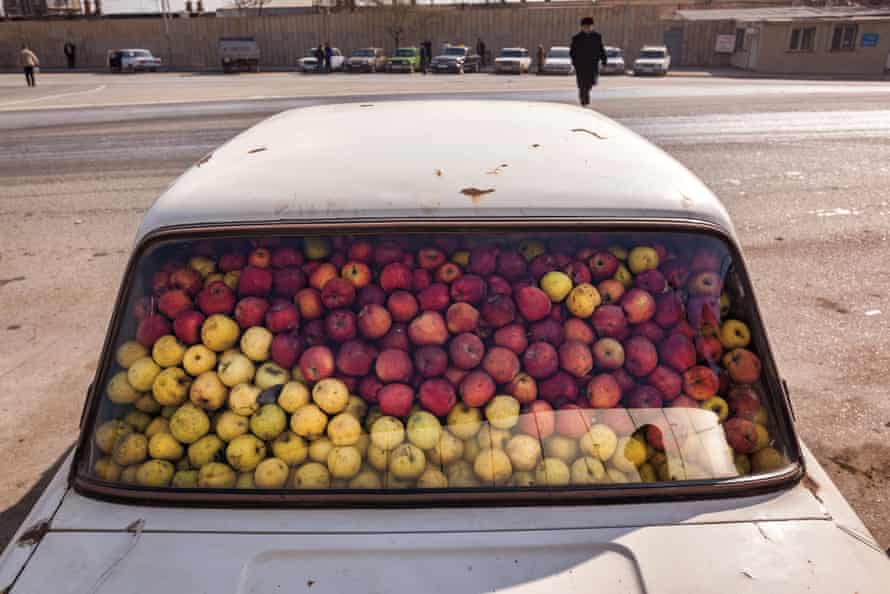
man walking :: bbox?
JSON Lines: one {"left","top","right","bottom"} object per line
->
{"left": 19, "top": 44, "right": 39, "bottom": 87}
{"left": 64, "top": 41, "right": 76, "bottom": 69}
{"left": 476, "top": 37, "right": 486, "bottom": 68}
{"left": 422, "top": 40, "right": 432, "bottom": 74}
{"left": 569, "top": 17, "right": 607, "bottom": 107}
{"left": 536, "top": 44, "right": 545, "bottom": 74}
{"left": 323, "top": 42, "right": 333, "bottom": 73}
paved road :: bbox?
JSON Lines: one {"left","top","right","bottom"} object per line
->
{"left": 1, "top": 74, "right": 889, "bottom": 549}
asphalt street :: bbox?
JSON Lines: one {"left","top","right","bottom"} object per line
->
{"left": 1, "top": 72, "right": 889, "bottom": 549}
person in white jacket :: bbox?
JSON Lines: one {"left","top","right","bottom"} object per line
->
{"left": 19, "top": 44, "right": 40, "bottom": 87}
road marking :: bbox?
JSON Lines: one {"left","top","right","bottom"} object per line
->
{"left": 0, "top": 85, "right": 106, "bottom": 108}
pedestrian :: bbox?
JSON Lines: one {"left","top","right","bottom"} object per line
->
{"left": 19, "top": 44, "right": 39, "bottom": 88}
{"left": 536, "top": 44, "right": 545, "bottom": 74}
{"left": 419, "top": 43, "right": 428, "bottom": 75}
{"left": 64, "top": 41, "right": 76, "bottom": 70}
{"left": 422, "top": 40, "right": 432, "bottom": 73}
{"left": 569, "top": 17, "right": 607, "bottom": 107}
{"left": 324, "top": 42, "right": 333, "bottom": 73}
{"left": 476, "top": 37, "right": 486, "bottom": 67}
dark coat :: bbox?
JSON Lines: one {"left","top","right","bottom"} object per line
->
{"left": 570, "top": 30, "right": 607, "bottom": 72}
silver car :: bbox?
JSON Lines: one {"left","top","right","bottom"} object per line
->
{"left": 600, "top": 46, "right": 626, "bottom": 75}
{"left": 1, "top": 101, "right": 887, "bottom": 594}
{"left": 539, "top": 46, "right": 574, "bottom": 75}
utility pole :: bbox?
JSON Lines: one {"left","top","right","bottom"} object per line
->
{"left": 160, "top": 0, "right": 172, "bottom": 70}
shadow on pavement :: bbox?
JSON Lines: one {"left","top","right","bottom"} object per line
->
{"left": 0, "top": 446, "right": 71, "bottom": 551}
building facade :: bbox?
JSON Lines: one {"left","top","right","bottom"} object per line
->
{"left": 3, "top": 0, "right": 82, "bottom": 17}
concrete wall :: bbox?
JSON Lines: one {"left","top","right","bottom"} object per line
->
{"left": 0, "top": 4, "right": 732, "bottom": 69}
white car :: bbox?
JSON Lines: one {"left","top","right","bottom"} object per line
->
{"left": 107, "top": 49, "right": 161, "bottom": 73}
{"left": 539, "top": 45, "right": 574, "bottom": 75}
{"left": 633, "top": 45, "right": 671, "bottom": 76}
{"left": 298, "top": 47, "right": 345, "bottom": 72}
{"left": 600, "top": 46, "right": 626, "bottom": 75}
{"left": 1, "top": 102, "right": 888, "bottom": 594}
{"left": 494, "top": 47, "right": 531, "bottom": 74}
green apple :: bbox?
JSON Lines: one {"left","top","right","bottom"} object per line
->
{"left": 148, "top": 432, "right": 184, "bottom": 461}
{"left": 406, "top": 411, "right": 442, "bottom": 450}
{"left": 169, "top": 402, "right": 210, "bottom": 444}
{"left": 188, "top": 434, "right": 224, "bottom": 467}
{"left": 107, "top": 371, "right": 140, "bottom": 404}
{"left": 250, "top": 403, "right": 287, "bottom": 441}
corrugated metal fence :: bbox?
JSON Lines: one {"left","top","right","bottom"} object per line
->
{"left": 0, "top": 5, "right": 732, "bottom": 69}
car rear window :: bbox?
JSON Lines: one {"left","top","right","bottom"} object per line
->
{"left": 80, "top": 229, "right": 795, "bottom": 496}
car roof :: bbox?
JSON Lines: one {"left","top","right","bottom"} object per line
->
{"left": 605, "top": 46, "right": 623, "bottom": 51}
{"left": 549, "top": 46, "right": 570, "bottom": 50}
{"left": 500, "top": 47, "right": 527, "bottom": 51}
{"left": 136, "top": 101, "right": 733, "bottom": 242}
{"left": 641, "top": 45, "right": 668, "bottom": 51}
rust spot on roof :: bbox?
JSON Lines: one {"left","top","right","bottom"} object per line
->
{"left": 434, "top": 169, "right": 444, "bottom": 177}
{"left": 16, "top": 520, "right": 49, "bottom": 547}
{"left": 460, "top": 187, "right": 495, "bottom": 205}
{"left": 571, "top": 128, "right": 607, "bottom": 140}
{"left": 487, "top": 164, "right": 509, "bottom": 175}
{"left": 247, "top": 147, "right": 268, "bottom": 154}
{"left": 530, "top": 144, "right": 541, "bottom": 149}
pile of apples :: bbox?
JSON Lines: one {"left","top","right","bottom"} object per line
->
{"left": 91, "top": 234, "right": 787, "bottom": 490}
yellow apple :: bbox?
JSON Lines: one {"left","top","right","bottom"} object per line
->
{"left": 389, "top": 443, "right": 426, "bottom": 480}
{"left": 240, "top": 327, "right": 273, "bottom": 361}
{"left": 326, "top": 412, "right": 362, "bottom": 447}
{"left": 134, "top": 394, "right": 162, "bottom": 414}
{"left": 255, "top": 362, "right": 289, "bottom": 390}
{"left": 223, "top": 271, "right": 240, "bottom": 290}
{"left": 215, "top": 411, "right": 249, "bottom": 441}
{"left": 303, "top": 237, "right": 331, "bottom": 260}
{"left": 183, "top": 345, "right": 217, "bottom": 376}
{"left": 235, "top": 472, "right": 255, "bottom": 489}
{"left": 153, "top": 367, "right": 192, "bottom": 407}
{"left": 476, "top": 425, "right": 512, "bottom": 451}
{"left": 127, "top": 356, "right": 162, "bottom": 392}
{"left": 363, "top": 406, "right": 384, "bottom": 432}
{"left": 611, "top": 436, "right": 647, "bottom": 473}
{"left": 451, "top": 250, "right": 470, "bottom": 266}
{"left": 719, "top": 319, "right": 751, "bottom": 349}
{"left": 370, "top": 416, "right": 405, "bottom": 450}
{"left": 201, "top": 314, "right": 240, "bottom": 352}
{"left": 614, "top": 264, "right": 633, "bottom": 288}
{"left": 570, "top": 456, "right": 607, "bottom": 484}
{"left": 543, "top": 435, "right": 579, "bottom": 463}
{"left": 198, "top": 462, "right": 237, "bottom": 488}
{"left": 417, "top": 467, "right": 448, "bottom": 488}
{"left": 152, "top": 335, "right": 186, "bottom": 368}
{"left": 628, "top": 246, "right": 659, "bottom": 274}
{"left": 519, "top": 239, "right": 545, "bottom": 261}
{"left": 701, "top": 396, "right": 730, "bottom": 422}
{"left": 446, "top": 460, "right": 479, "bottom": 488}
{"left": 116, "top": 340, "right": 148, "bottom": 369}
{"left": 136, "top": 460, "right": 175, "bottom": 487}
{"left": 349, "top": 469, "right": 383, "bottom": 489}
{"left": 112, "top": 433, "right": 148, "bottom": 466}
{"left": 272, "top": 431, "right": 308, "bottom": 466}
{"left": 312, "top": 378, "right": 349, "bottom": 414}
{"left": 327, "top": 445, "right": 362, "bottom": 479}
{"left": 309, "top": 437, "right": 334, "bottom": 464}
{"left": 228, "top": 383, "right": 261, "bottom": 416}
{"left": 169, "top": 402, "right": 210, "bottom": 444}
{"left": 217, "top": 351, "right": 255, "bottom": 387}
{"left": 250, "top": 403, "right": 287, "bottom": 441}
{"left": 638, "top": 462, "right": 657, "bottom": 483}
{"left": 474, "top": 448, "right": 512, "bottom": 484}
{"left": 226, "top": 434, "right": 266, "bottom": 472}
{"left": 580, "top": 424, "right": 618, "bottom": 461}
{"left": 188, "top": 434, "right": 224, "bottom": 467}
{"left": 734, "top": 453, "right": 751, "bottom": 476}
{"left": 608, "top": 246, "right": 628, "bottom": 261}
{"left": 123, "top": 410, "right": 151, "bottom": 433}
{"left": 94, "top": 457, "right": 122, "bottom": 482}
{"left": 106, "top": 371, "right": 140, "bottom": 404}
{"left": 290, "top": 403, "right": 328, "bottom": 439}
{"left": 344, "top": 395, "right": 368, "bottom": 421}
{"left": 204, "top": 272, "right": 225, "bottom": 287}
{"left": 292, "top": 462, "right": 331, "bottom": 489}
{"left": 119, "top": 465, "right": 139, "bottom": 484}
{"left": 406, "top": 411, "right": 442, "bottom": 450}
{"left": 254, "top": 457, "right": 289, "bottom": 488}
{"left": 144, "top": 416, "right": 170, "bottom": 438}
{"left": 539, "top": 271, "right": 573, "bottom": 303}
{"left": 505, "top": 435, "right": 543, "bottom": 472}
{"left": 355, "top": 433, "right": 370, "bottom": 458}
{"left": 187, "top": 370, "right": 227, "bottom": 410}
{"left": 446, "top": 403, "right": 482, "bottom": 440}
{"left": 172, "top": 469, "right": 199, "bottom": 488}
{"left": 463, "top": 436, "right": 481, "bottom": 464}
{"left": 485, "top": 395, "right": 520, "bottom": 430}
{"left": 427, "top": 430, "right": 464, "bottom": 466}
{"left": 278, "top": 381, "right": 310, "bottom": 413}
{"left": 366, "top": 443, "right": 389, "bottom": 472}
{"left": 566, "top": 283, "right": 601, "bottom": 318}
{"left": 148, "top": 432, "right": 184, "bottom": 461}
{"left": 189, "top": 255, "right": 216, "bottom": 277}
{"left": 95, "top": 420, "right": 132, "bottom": 454}
{"left": 511, "top": 471, "right": 537, "bottom": 487}
{"left": 753, "top": 423, "right": 770, "bottom": 452}
{"left": 534, "top": 457, "right": 570, "bottom": 486}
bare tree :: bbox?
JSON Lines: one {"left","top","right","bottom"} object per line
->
{"left": 232, "top": 0, "right": 268, "bottom": 15}
{"left": 385, "top": 2, "right": 417, "bottom": 49}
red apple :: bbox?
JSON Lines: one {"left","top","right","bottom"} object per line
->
{"left": 247, "top": 247, "right": 271, "bottom": 268}
{"left": 234, "top": 297, "right": 269, "bottom": 329}
{"left": 682, "top": 365, "right": 720, "bottom": 400}
{"left": 563, "top": 260, "right": 592, "bottom": 285}
{"left": 358, "top": 375, "right": 383, "bottom": 403}
{"left": 417, "top": 283, "right": 450, "bottom": 312}
{"left": 413, "top": 346, "right": 448, "bottom": 378}
{"left": 459, "top": 370, "right": 496, "bottom": 407}
{"left": 529, "top": 318, "right": 565, "bottom": 346}
{"left": 588, "top": 251, "right": 619, "bottom": 281}
{"left": 435, "top": 262, "right": 463, "bottom": 284}
{"left": 169, "top": 267, "right": 203, "bottom": 296}
{"left": 378, "top": 383, "right": 414, "bottom": 418}
{"left": 621, "top": 288, "right": 656, "bottom": 324}
{"left": 387, "top": 290, "right": 419, "bottom": 323}
{"left": 688, "top": 271, "right": 723, "bottom": 297}
{"left": 443, "top": 366, "right": 468, "bottom": 387}
{"left": 357, "top": 304, "right": 392, "bottom": 339}
{"left": 132, "top": 296, "right": 156, "bottom": 320}
{"left": 272, "top": 267, "right": 306, "bottom": 298}
{"left": 324, "top": 309, "right": 356, "bottom": 342}
{"left": 522, "top": 341, "right": 559, "bottom": 379}
{"left": 450, "top": 274, "right": 487, "bottom": 304}
{"left": 529, "top": 254, "right": 557, "bottom": 279}
{"left": 658, "top": 333, "right": 696, "bottom": 372}
{"left": 518, "top": 400, "right": 555, "bottom": 439}
{"left": 136, "top": 314, "right": 170, "bottom": 347}
{"left": 724, "top": 417, "right": 759, "bottom": 453}
{"left": 625, "top": 385, "right": 663, "bottom": 409}
{"left": 696, "top": 335, "right": 723, "bottom": 363}
{"left": 446, "top": 302, "right": 480, "bottom": 334}
{"left": 467, "top": 246, "right": 498, "bottom": 276}
{"left": 417, "top": 247, "right": 447, "bottom": 270}
{"left": 265, "top": 302, "right": 299, "bottom": 334}
{"left": 158, "top": 289, "right": 193, "bottom": 319}
{"left": 380, "top": 323, "right": 409, "bottom": 351}
{"left": 173, "top": 310, "right": 205, "bottom": 345}
{"left": 237, "top": 265, "right": 273, "bottom": 297}
{"left": 727, "top": 385, "right": 764, "bottom": 421}
{"left": 538, "top": 371, "right": 578, "bottom": 405}
{"left": 723, "top": 348, "right": 762, "bottom": 384}
{"left": 670, "top": 320, "right": 697, "bottom": 340}
{"left": 357, "top": 284, "right": 386, "bottom": 307}
{"left": 592, "top": 337, "right": 624, "bottom": 370}
{"left": 298, "top": 345, "right": 334, "bottom": 382}
{"left": 597, "top": 279, "right": 625, "bottom": 305}
{"left": 563, "top": 318, "right": 594, "bottom": 345}
{"left": 340, "top": 261, "right": 372, "bottom": 289}
{"left": 654, "top": 291, "right": 684, "bottom": 328}
{"left": 302, "top": 319, "right": 326, "bottom": 346}
{"left": 661, "top": 259, "right": 690, "bottom": 288}
{"left": 482, "top": 346, "right": 521, "bottom": 383}
{"left": 631, "top": 320, "right": 665, "bottom": 344}
{"left": 555, "top": 404, "right": 591, "bottom": 438}
{"left": 270, "top": 246, "right": 303, "bottom": 269}
{"left": 586, "top": 373, "right": 622, "bottom": 408}
{"left": 271, "top": 332, "right": 304, "bottom": 369}
{"left": 418, "top": 379, "right": 457, "bottom": 417}
{"left": 506, "top": 372, "right": 537, "bottom": 404}
{"left": 635, "top": 269, "right": 666, "bottom": 294}
{"left": 375, "top": 348, "right": 413, "bottom": 383}
{"left": 219, "top": 252, "right": 246, "bottom": 273}
{"left": 687, "top": 295, "right": 721, "bottom": 330}
{"left": 348, "top": 241, "right": 373, "bottom": 262}
{"left": 449, "top": 332, "right": 485, "bottom": 370}
{"left": 320, "top": 277, "right": 356, "bottom": 309}
{"left": 558, "top": 340, "right": 593, "bottom": 379}
{"left": 487, "top": 275, "right": 512, "bottom": 296}
{"left": 196, "top": 281, "right": 236, "bottom": 316}
{"left": 592, "top": 304, "right": 627, "bottom": 338}
{"left": 515, "top": 286, "right": 552, "bottom": 322}
{"left": 493, "top": 323, "right": 528, "bottom": 354}
{"left": 373, "top": 241, "right": 403, "bottom": 266}
{"left": 624, "top": 336, "right": 658, "bottom": 377}
{"left": 308, "top": 262, "right": 337, "bottom": 291}
{"left": 379, "top": 262, "right": 413, "bottom": 293}
{"left": 407, "top": 311, "right": 448, "bottom": 346}
{"left": 496, "top": 251, "right": 527, "bottom": 280}
{"left": 481, "top": 294, "right": 516, "bottom": 328}
{"left": 646, "top": 365, "right": 682, "bottom": 401}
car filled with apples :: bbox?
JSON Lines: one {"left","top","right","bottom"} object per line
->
{"left": 1, "top": 101, "right": 887, "bottom": 594}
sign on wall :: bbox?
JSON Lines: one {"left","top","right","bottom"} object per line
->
{"left": 862, "top": 33, "right": 879, "bottom": 47}
{"left": 715, "top": 34, "right": 736, "bottom": 53}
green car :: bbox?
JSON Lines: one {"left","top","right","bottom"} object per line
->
{"left": 386, "top": 47, "right": 421, "bottom": 73}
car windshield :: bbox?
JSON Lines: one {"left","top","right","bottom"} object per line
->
{"left": 132, "top": 51, "right": 152, "bottom": 58}
{"left": 607, "top": 49, "right": 623, "bottom": 58}
{"left": 78, "top": 228, "right": 794, "bottom": 498}
{"left": 395, "top": 49, "right": 416, "bottom": 57}
{"left": 444, "top": 47, "right": 467, "bottom": 56}
{"left": 640, "top": 50, "right": 666, "bottom": 59}
{"left": 353, "top": 49, "right": 375, "bottom": 57}
{"left": 547, "top": 49, "right": 570, "bottom": 59}
{"left": 500, "top": 50, "right": 523, "bottom": 58}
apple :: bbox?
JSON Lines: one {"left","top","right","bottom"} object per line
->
{"left": 688, "top": 271, "right": 723, "bottom": 297}
{"left": 443, "top": 366, "right": 468, "bottom": 387}
{"left": 219, "top": 252, "right": 246, "bottom": 273}
{"left": 265, "top": 302, "right": 299, "bottom": 334}
{"left": 558, "top": 340, "right": 593, "bottom": 378}
{"left": 340, "top": 261, "right": 371, "bottom": 288}
{"left": 724, "top": 417, "right": 759, "bottom": 453}
{"left": 324, "top": 309, "right": 357, "bottom": 342}
{"left": 445, "top": 302, "right": 480, "bottom": 334}
{"left": 417, "top": 283, "right": 450, "bottom": 312}
{"left": 320, "top": 277, "right": 356, "bottom": 310}
{"left": 661, "top": 259, "right": 690, "bottom": 288}
{"left": 450, "top": 274, "right": 487, "bottom": 304}
{"left": 727, "top": 385, "right": 766, "bottom": 422}
{"left": 696, "top": 335, "right": 723, "bottom": 363}
{"left": 293, "top": 288, "right": 323, "bottom": 320}
{"left": 658, "top": 333, "right": 696, "bottom": 372}
{"left": 631, "top": 320, "right": 665, "bottom": 344}
{"left": 625, "top": 385, "right": 663, "bottom": 409}
{"left": 529, "top": 253, "right": 557, "bottom": 279}
{"left": 302, "top": 319, "right": 326, "bottom": 346}
{"left": 529, "top": 318, "right": 565, "bottom": 346}
{"left": 654, "top": 291, "right": 684, "bottom": 328}
{"left": 723, "top": 348, "right": 762, "bottom": 384}
{"left": 517, "top": 400, "right": 555, "bottom": 439}
{"left": 347, "top": 241, "right": 373, "bottom": 262}
{"left": 691, "top": 249, "right": 721, "bottom": 272}
{"left": 169, "top": 267, "right": 203, "bottom": 296}
{"left": 563, "top": 260, "right": 592, "bottom": 286}
{"left": 592, "top": 337, "right": 624, "bottom": 370}
{"left": 682, "top": 365, "right": 720, "bottom": 400}
{"left": 237, "top": 265, "right": 273, "bottom": 297}
{"left": 357, "top": 284, "right": 386, "bottom": 307}
{"left": 646, "top": 365, "right": 682, "bottom": 401}
{"left": 623, "top": 336, "right": 658, "bottom": 377}
{"left": 459, "top": 370, "right": 496, "bottom": 408}
{"left": 483, "top": 346, "right": 521, "bottom": 383}
{"left": 506, "top": 372, "right": 537, "bottom": 404}
{"left": 468, "top": 246, "right": 498, "bottom": 276}
{"left": 380, "top": 322, "right": 409, "bottom": 351}
{"left": 496, "top": 251, "right": 527, "bottom": 279}
{"left": 173, "top": 310, "right": 205, "bottom": 345}
{"left": 372, "top": 241, "right": 403, "bottom": 266}
{"left": 271, "top": 267, "right": 306, "bottom": 298}
{"left": 611, "top": 368, "right": 636, "bottom": 393}
{"left": 596, "top": 279, "right": 625, "bottom": 305}
{"left": 620, "top": 288, "right": 656, "bottom": 325}
{"left": 158, "top": 289, "right": 193, "bottom": 319}
{"left": 417, "top": 247, "right": 446, "bottom": 270}
{"left": 357, "top": 304, "right": 392, "bottom": 339}
{"left": 411, "top": 346, "right": 447, "bottom": 378}
{"left": 522, "top": 341, "right": 559, "bottom": 379}
{"left": 515, "top": 286, "right": 552, "bottom": 322}
{"left": 628, "top": 246, "right": 659, "bottom": 274}
{"left": 481, "top": 294, "right": 516, "bottom": 328}
{"left": 435, "top": 262, "right": 463, "bottom": 284}
{"left": 486, "top": 275, "right": 511, "bottom": 297}
{"left": 383, "top": 290, "right": 416, "bottom": 323}
{"left": 719, "top": 319, "right": 751, "bottom": 349}
{"left": 234, "top": 297, "right": 269, "bottom": 329}
{"left": 586, "top": 373, "right": 622, "bottom": 408}
{"left": 378, "top": 383, "right": 414, "bottom": 418}
{"left": 588, "top": 251, "right": 619, "bottom": 281}
{"left": 687, "top": 295, "right": 721, "bottom": 331}
{"left": 358, "top": 375, "right": 383, "bottom": 403}
{"left": 538, "top": 371, "right": 578, "bottom": 405}
{"left": 379, "top": 262, "right": 413, "bottom": 293}
{"left": 449, "top": 332, "right": 485, "bottom": 370}
{"left": 592, "top": 304, "right": 627, "bottom": 337}
{"left": 635, "top": 269, "right": 666, "bottom": 295}
{"left": 418, "top": 379, "right": 457, "bottom": 417}
{"left": 669, "top": 394, "right": 699, "bottom": 408}
{"left": 374, "top": 348, "right": 413, "bottom": 383}
{"left": 490, "top": 323, "right": 526, "bottom": 355}
{"left": 598, "top": 408, "right": 636, "bottom": 436}
{"left": 563, "top": 318, "right": 594, "bottom": 345}
{"left": 519, "top": 239, "right": 546, "bottom": 262}
{"left": 196, "top": 281, "right": 235, "bottom": 316}
{"left": 298, "top": 345, "right": 335, "bottom": 382}
{"left": 137, "top": 314, "right": 171, "bottom": 347}
{"left": 540, "top": 271, "right": 573, "bottom": 302}
{"left": 555, "top": 404, "right": 590, "bottom": 438}
{"left": 308, "top": 262, "right": 337, "bottom": 291}
{"left": 408, "top": 311, "right": 448, "bottom": 346}
{"left": 270, "top": 332, "right": 304, "bottom": 369}
{"left": 247, "top": 247, "right": 271, "bottom": 268}
{"left": 270, "top": 246, "right": 303, "bottom": 269}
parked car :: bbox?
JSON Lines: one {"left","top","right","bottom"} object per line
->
{"left": 218, "top": 37, "right": 260, "bottom": 74}
{"left": 298, "top": 47, "right": 345, "bottom": 73}
{"left": 344, "top": 48, "right": 387, "bottom": 73}
{"left": 1, "top": 101, "right": 888, "bottom": 594}
{"left": 494, "top": 47, "right": 531, "bottom": 74}
{"left": 538, "top": 45, "right": 573, "bottom": 75}
{"left": 385, "top": 47, "right": 421, "bottom": 73}
{"left": 107, "top": 49, "right": 161, "bottom": 73}
{"left": 633, "top": 45, "right": 671, "bottom": 76}
{"left": 430, "top": 44, "right": 481, "bottom": 74}
{"left": 600, "top": 46, "right": 625, "bottom": 75}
